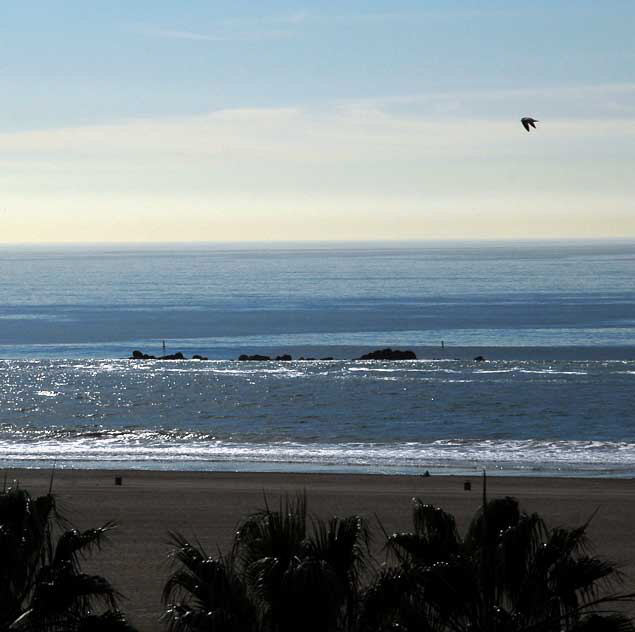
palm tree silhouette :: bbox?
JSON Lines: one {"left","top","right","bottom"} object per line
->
{"left": 0, "top": 485, "right": 136, "bottom": 632}
{"left": 161, "top": 532, "right": 255, "bottom": 632}
{"left": 162, "top": 492, "right": 633, "bottom": 632}
{"left": 162, "top": 494, "right": 370, "bottom": 632}
{"left": 360, "top": 496, "right": 633, "bottom": 632}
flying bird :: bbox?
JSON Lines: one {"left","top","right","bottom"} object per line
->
{"left": 521, "top": 117, "right": 539, "bottom": 132}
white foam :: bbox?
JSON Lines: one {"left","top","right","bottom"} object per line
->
{"left": 35, "top": 390, "right": 59, "bottom": 397}
{"left": 2, "top": 433, "right": 635, "bottom": 475}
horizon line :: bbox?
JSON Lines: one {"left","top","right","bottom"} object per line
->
{"left": 1, "top": 237, "right": 635, "bottom": 248}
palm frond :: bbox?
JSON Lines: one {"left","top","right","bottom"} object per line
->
{"left": 53, "top": 523, "right": 117, "bottom": 568}
{"left": 236, "top": 493, "right": 307, "bottom": 570}
{"left": 31, "top": 567, "right": 119, "bottom": 614}
{"left": 307, "top": 514, "right": 371, "bottom": 590}
{"left": 162, "top": 533, "right": 255, "bottom": 632}
{"left": 1, "top": 487, "right": 131, "bottom": 632}
{"left": 465, "top": 496, "right": 521, "bottom": 551}
{"left": 371, "top": 494, "right": 634, "bottom": 632}
{"left": 411, "top": 499, "right": 459, "bottom": 546}
{"left": 76, "top": 610, "right": 138, "bottom": 632}
{"left": 359, "top": 565, "right": 434, "bottom": 632}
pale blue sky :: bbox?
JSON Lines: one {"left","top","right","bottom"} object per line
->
{"left": 1, "top": 1, "right": 634, "bottom": 241}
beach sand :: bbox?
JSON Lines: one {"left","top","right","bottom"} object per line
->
{"left": 10, "top": 469, "right": 635, "bottom": 631}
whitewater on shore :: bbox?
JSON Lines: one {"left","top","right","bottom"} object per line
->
{"left": 2, "top": 356, "right": 634, "bottom": 476}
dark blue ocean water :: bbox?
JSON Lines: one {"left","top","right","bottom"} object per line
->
{"left": 1, "top": 241, "right": 634, "bottom": 475}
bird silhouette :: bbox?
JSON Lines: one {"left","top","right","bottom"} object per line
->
{"left": 521, "top": 117, "right": 539, "bottom": 132}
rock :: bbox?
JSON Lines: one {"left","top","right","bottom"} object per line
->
{"left": 192, "top": 354, "right": 208, "bottom": 360}
{"left": 237, "top": 353, "right": 292, "bottom": 361}
{"left": 473, "top": 355, "right": 486, "bottom": 362}
{"left": 160, "top": 352, "right": 185, "bottom": 360}
{"left": 320, "top": 357, "right": 334, "bottom": 361}
{"left": 130, "top": 350, "right": 156, "bottom": 360}
{"left": 130, "top": 350, "right": 191, "bottom": 360}
{"left": 357, "top": 348, "right": 416, "bottom": 361}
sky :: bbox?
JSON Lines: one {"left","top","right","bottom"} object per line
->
{"left": 1, "top": 0, "right": 634, "bottom": 242}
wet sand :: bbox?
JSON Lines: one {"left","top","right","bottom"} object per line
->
{"left": 9, "top": 469, "right": 635, "bottom": 631}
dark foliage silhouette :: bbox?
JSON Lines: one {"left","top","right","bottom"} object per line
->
{"left": 0, "top": 485, "right": 135, "bottom": 632}
{"left": 162, "top": 491, "right": 634, "bottom": 632}
{"left": 162, "top": 494, "right": 370, "bottom": 632}
{"left": 359, "top": 496, "right": 634, "bottom": 632}
{"left": 161, "top": 532, "right": 255, "bottom": 632}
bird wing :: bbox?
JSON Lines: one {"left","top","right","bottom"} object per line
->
{"left": 529, "top": 119, "right": 537, "bottom": 129}
{"left": 522, "top": 119, "right": 530, "bottom": 131}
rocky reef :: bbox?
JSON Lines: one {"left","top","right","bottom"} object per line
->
{"left": 130, "top": 350, "right": 208, "bottom": 361}
{"left": 356, "top": 348, "right": 417, "bottom": 360}
{"left": 130, "top": 348, "right": 420, "bottom": 362}
{"left": 236, "top": 349, "right": 416, "bottom": 361}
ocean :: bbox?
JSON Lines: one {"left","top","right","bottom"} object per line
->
{"left": 1, "top": 241, "right": 634, "bottom": 476}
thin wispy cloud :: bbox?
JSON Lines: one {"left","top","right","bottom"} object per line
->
{"left": 132, "top": 26, "right": 224, "bottom": 42}
{"left": 127, "top": 21, "right": 297, "bottom": 43}
{"left": 125, "top": 9, "right": 310, "bottom": 43}
{"left": 278, "top": 11, "right": 308, "bottom": 25}
{"left": 253, "top": 11, "right": 308, "bottom": 25}
{"left": 208, "top": 11, "right": 308, "bottom": 28}
{"left": 341, "top": 83, "right": 635, "bottom": 120}
{"left": 344, "top": 82, "right": 635, "bottom": 106}
{"left": 319, "top": 8, "right": 526, "bottom": 23}
{"left": 127, "top": 7, "right": 524, "bottom": 45}
{"left": 3, "top": 103, "right": 633, "bottom": 166}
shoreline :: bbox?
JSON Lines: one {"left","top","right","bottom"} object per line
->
{"left": 4, "top": 462, "right": 635, "bottom": 479}
{"left": 9, "top": 469, "right": 635, "bottom": 631}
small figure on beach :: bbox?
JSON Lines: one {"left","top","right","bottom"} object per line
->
{"left": 521, "top": 117, "right": 539, "bottom": 132}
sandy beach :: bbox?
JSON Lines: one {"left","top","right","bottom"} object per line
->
{"left": 8, "top": 469, "right": 635, "bottom": 631}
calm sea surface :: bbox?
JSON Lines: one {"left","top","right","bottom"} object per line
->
{"left": 1, "top": 241, "right": 634, "bottom": 476}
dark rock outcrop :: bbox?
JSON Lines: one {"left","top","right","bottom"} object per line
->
{"left": 473, "top": 355, "right": 486, "bottom": 362}
{"left": 161, "top": 352, "right": 185, "bottom": 360}
{"left": 131, "top": 350, "right": 156, "bottom": 360}
{"left": 130, "top": 350, "right": 205, "bottom": 360}
{"left": 130, "top": 349, "right": 156, "bottom": 360}
{"left": 357, "top": 348, "right": 416, "bottom": 361}
{"left": 237, "top": 354, "right": 293, "bottom": 361}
